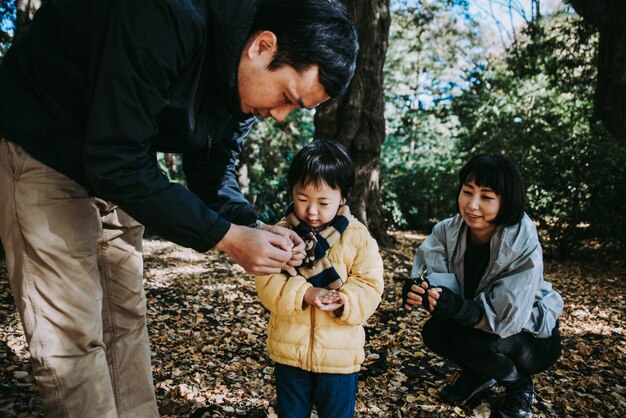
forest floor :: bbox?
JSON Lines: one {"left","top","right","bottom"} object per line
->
{"left": 1, "top": 232, "right": 625, "bottom": 417}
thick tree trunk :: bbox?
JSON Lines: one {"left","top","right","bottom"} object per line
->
{"left": 570, "top": 0, "right": 626, "bottom": 139}
{"left": 314, "top": 0, "right": 392, "bottom": 247}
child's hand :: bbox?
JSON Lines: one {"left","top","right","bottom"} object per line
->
{"left": 304, "top": 288, "right": 347, "bottom": 311}
{"left": 319, "top": 289, "right": 347, "bottom": 312}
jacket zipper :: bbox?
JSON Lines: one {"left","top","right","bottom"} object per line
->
{"left": 309, "top": 307, "right": 315, "bottom": 370}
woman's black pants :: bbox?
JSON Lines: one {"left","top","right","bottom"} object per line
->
{"left": 421, "top": 318, "right": 562, "bottom": 380}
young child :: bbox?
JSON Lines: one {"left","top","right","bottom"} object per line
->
{"left": 256, "top": 139, "right": 384, "bottom": 418}
{"left": 403, "top": 154, "right": 563, "bottom": 418}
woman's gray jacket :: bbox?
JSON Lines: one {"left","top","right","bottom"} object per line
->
{"left": 412, "top": 213, "right": 563, "bottom": 339}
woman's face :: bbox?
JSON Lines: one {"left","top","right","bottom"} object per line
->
{"left": 458, "top": 180, "right": 502, "bottom": 243}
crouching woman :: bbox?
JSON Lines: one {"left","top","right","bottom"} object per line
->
{"left": 403, "top": 154, "right": 563, "bottom": 418}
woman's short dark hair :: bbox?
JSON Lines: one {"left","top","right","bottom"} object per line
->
{"left": 458, "top": 154, "right": 527, "bottom": 226}
{"left": 251, "top": 0, "right": 358, "bottom": 98}
{"left": 288, "top": 139, "right": 355, "bottom": 199}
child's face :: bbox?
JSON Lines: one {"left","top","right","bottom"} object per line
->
{"left": 293, "top": 180, "right": 345, "bottom": 230}
{"left": 458, "top": 180, "right": 501, "bottom": 240}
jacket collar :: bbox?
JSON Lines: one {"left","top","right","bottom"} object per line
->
{"left": 448, "top": 213, "right": 538, "bottom": 294}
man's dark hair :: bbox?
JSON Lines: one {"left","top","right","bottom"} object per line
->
{"left": 457, "top": 154, "right": 527, "bottom": 226}
{"left": 251, "top": 0, "right": 359, "bottom": 98}
{"left": 288, "top": 139, "right": 355, "bottom": 199}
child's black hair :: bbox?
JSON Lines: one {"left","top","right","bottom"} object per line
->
{"left": 288, "top": 139, "right": 355, "bottom": 198}
{"left": 458, "top": 154, "right": 527, "bottom": 226}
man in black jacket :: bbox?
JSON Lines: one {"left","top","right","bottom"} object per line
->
{"left": 0, "top": 0, "right": 358, "bottom": 416}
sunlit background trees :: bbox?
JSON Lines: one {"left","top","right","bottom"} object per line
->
{"left": 2, "top": 0, "right": 624, "bottom": 257}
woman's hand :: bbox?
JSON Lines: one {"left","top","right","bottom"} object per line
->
{"left": 403, "top": 280, "right": 436, "bottom": 311}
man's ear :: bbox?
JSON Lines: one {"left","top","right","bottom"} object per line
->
{"left": 244, "top": 30, "right": 278, "bottom": 60}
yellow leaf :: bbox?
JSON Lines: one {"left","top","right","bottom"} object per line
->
{"left": 453, "top": 406, "right": 466, "bottom": 416}
{"left": 473, "top": 402, "right": 491, "bottom": 418}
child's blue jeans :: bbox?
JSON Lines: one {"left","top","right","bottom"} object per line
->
{"left": 274, "top": 363, "right": 358, "bottom": 418}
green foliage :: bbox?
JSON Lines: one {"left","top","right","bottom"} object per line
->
{"left": 382, "top": 1, "right": 479, "bottom": 229}
{"left": 450, "top": 11, "right": 626, "bottom": 255}
{"left": 382, "top": 110, "right": 462, "bottom": 229}
{"left": 0, "top": 0, "right": 16, "bottom": 59}
{"left": 156, "top": 152, "right": 185, "bottom": 185}
{"left": 381, "top": 4, "right": 625, "bottom": 255}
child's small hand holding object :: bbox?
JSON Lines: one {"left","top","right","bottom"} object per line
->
{"left": 304, "top": 287, "right": 347, "bottom": 311}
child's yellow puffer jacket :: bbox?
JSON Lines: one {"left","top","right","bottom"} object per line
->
{"left": 255, "top": 218, "right": 384, "bottom": 374}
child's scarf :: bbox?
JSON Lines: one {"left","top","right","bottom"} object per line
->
{"left": 283, "top": 203, "right": 352, "bottom": 290}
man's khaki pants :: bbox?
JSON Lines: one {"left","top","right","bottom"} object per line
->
{"left": 0, "top": 139, "right": 158, "bottom": 417}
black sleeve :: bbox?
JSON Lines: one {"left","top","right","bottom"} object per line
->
{"left": 432, "top": 286, "right": 483, "bottom": 327}
{"left": 183, "top": 118, "right": 258, "bottom": 227}
{"left": 83, "top": 0, "right": 230, "bottom": 252}
{"left": 453, "top": 299, "right": 483, "bottom": 327}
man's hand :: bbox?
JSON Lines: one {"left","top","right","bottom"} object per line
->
{"left": 215, "top": 224, "right": 295, "bottom": 275}
{"left": 258, "top": 223, "right": 306, "bottom": 267}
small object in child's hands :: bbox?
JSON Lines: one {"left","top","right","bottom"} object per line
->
{"left": 300, "top": 231, "right": 318, "bottom": 268}
{"left": 320, "top": 290, "right": 341, "bottom": 304}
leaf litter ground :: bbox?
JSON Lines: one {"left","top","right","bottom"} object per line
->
{"left": 1, "top": 232, "right": 624, "bottom": 417}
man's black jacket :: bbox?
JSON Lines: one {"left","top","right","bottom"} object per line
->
{"left": 0, "top": 0, "right": 260, "bottom": 251}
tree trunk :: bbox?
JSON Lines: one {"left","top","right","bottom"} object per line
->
{"left": 314, "top": 0, "right": 392, "bottom": 247}
{"left": 570, "top": 0, "right": 626, "bottom": 139}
